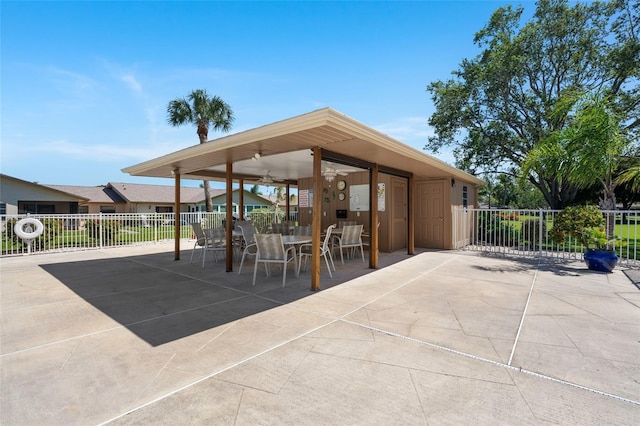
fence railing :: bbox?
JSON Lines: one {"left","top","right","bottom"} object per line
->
{"left": 7, "top": 208, "right": 637, "bottom": 266}
{"left": 1, "top": 211, "right": 298, "bottom": 256}
{"left": 453, "top": 208, "right": 640, "bottom": 267}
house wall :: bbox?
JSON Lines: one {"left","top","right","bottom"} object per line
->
{"left": 80, "top": 203, "right": 128, "bottom": 214}
{"left": 412, "top": 177, "right": 479, "bottom": 250}
{"left": 449, "top": 179, "right": 479, "bottom": 249}
{"left": 211, "top": 191, "right": 275, "bottom": 214}
{"left": 0, "top": 176, "right": 81, "bottom": 215}
{"left": 297, "top": 171, "right": 394, "bottom": 252}
{"left": 297, "top": 172, "right": 480, "bottom": 252}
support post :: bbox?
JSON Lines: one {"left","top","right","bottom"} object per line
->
{"left": 239, "top": 179, "right": 244, "bottom": 220}
{"left": 286, "top": 183, "right": 291, "bottom": 223}
{"left": 407, "top": 174, "right": 415, "bottom": 255}
{"left": 226, "top": 163, "right": 233, "bottom": 272}
{"left": 174, "top": 170, "right": 181, "bottom": 261}
{"left": 369, "top": 165, "right": 379, "bottom": 269}
{"left": 311, "top": 146, "right": 323, "bottom": 291}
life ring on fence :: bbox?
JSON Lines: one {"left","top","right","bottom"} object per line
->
{"left": 14, "top": 218, "right": 44, "bottom": 240}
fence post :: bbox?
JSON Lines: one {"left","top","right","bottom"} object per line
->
{"left": 538, "top": 208, "right": 543, "bottom": 258}
{"left": 99, "top": 212, "right": 103, "bottom": 249}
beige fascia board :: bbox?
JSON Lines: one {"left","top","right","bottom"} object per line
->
{"left": 122, "top": 108, "right": 334, "bottom": 177}
{"left": 324, "top": 110, "right": 484, "bottom": 186}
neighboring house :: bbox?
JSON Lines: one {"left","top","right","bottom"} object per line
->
{"left": 44, "top": 184, "right": 128, "bottom": 213}
{"left": 0, "top": 174, "right": 88, "bottom": 215}
{"left": 104, "top": 182, "right": 275, "bottom": 214}
{"left": 1, "top": 174, "right": 276, "bottom": 215}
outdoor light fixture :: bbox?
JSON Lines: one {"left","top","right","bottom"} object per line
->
{"left": 322, "top": 162, "right": 353, "bottom": 182}
{"left": 252, "top": 152, "right": 262, "bottom": 161}
{"left": 323, "top": 168, "right": 337, "bottom": 182}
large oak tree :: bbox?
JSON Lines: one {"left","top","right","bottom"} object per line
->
{"left": 426, "top": 0, "right": 639, "bottom": 208}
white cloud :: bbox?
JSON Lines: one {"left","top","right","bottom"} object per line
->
{"left": 23, "top": 139, "right": 185, "bottom": 162}
{"left": 121, "top": 73, "right": 143, "bottom": 95}
{"left": 374, "top": 116, "right": 457, "bottom": 165}
{"left": 46, "top": 66, "right": 98, "bottom": 94}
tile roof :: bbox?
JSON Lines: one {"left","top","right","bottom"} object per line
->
{"left": 43, "top": 179, "right": 290, "bottom": 206}
{"left": 107, "top": 182, "right": 206, "bottom": 203}
{"left": 45, "top": 185, "right": 126, "bottom": 203}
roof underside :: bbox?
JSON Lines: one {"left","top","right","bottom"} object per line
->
{"left": 122, "top": 108, "right": 484, "bottom": 186}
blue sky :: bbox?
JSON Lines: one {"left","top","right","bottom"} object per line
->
{"left": 1, "top": 0, "right": 526, "bottom": 189}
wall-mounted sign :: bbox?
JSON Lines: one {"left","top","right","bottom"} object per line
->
{"left": 299, "top": 189, "right": 309, "bottom": 208}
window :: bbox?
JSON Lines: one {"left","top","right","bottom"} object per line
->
{"left": 20, "top": 203, "right": 55, "bottom": 214}
{"left": 100, "top": 205, "right": 116, "bottom": 213}
{"left": 462, "top": 186, "right": 468, "bottom": 208}
{"left": 0, "top": 203, "right": 5, "bottom": 215}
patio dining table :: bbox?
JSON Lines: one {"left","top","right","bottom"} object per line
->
{"left": 282, "top": 235, "right": 312, "bottom": 246}
{"left": 282, "top": 235, "right": 312, "bottom": 267}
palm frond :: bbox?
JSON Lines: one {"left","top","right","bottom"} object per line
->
{"left": 167, "top": 98, "right": 193, "bottom": 125}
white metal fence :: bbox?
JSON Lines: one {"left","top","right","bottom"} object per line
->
{"left": 453, "top": 208, "right": 640, "bottom": 267}
{"left": 6, "top": 208, "right": 638, "bottom": 266}
{"left": 1, "top": 211, "right": 299, "bottom": 256}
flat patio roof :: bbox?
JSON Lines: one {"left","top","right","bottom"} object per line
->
{"left": 122, "top": 107, "right": 484, "bottom": 186}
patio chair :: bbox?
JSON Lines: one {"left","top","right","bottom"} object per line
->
{"left": 292, "top": 225, "right": 311, "bottom": 236}
{"left": 298, "top": 224, "right": 336, "bottom": 278}
{"left": 189, "top": 222, "right": 209, "bottom": 265}
{"left": 338, "top": 220, "right": 357, "bottom": 228}
{"left": 333, "top": 224, "right": 365, "bottom": 264}
{"left": 204, "top": 227, "right": 227, "bottom": 265}
{"left": 253, "top": 233, "right": 297, "bottom": 287}
{"left": 189, "top": 223, "right": 226, "bottom": 268}
{"left": 237, "top": 223, "right": 258, "bottom": 275}
{"left": 234, "top": 220, "right": 252, "bottom": 231}
{"left": 362, "top": 221, "right": 380, "bottom": 252}
{"left": 271, "top": 222, "right": 291, "bottom": 235}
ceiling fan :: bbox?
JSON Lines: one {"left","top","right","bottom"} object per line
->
{"left": 322, "top": 162, "right": 358, "bottom": 182}
{"left": 258, "top": 170, "right": 284, "bottom": 185}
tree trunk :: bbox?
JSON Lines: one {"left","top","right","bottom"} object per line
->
{"left": 198, "top": 123, "right": 211, "bottom": 211}
{"left": 600, "top": 184, "right": 617, "bottom": 239}
{"left": 203, "top": 180, "right": 213, "bottom": 212}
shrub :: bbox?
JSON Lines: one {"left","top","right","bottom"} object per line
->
{"left": 86, "top": 219, "right": 121, "bottom": 245}
{"left": 551, "top": 205, "right": 613, "bottom": 250}
{"left": 6, "top": 217, "right": 63, "bottom": 250}
{"left": 476, "top": 211, "right": 518, "bottom": 246}
{"left": 521, "top": 218, "right": 547, "bottom": 248}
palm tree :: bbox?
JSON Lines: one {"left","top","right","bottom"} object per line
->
{"left": 523, "top": 91, "right": 627, "bottom": 210}
{"left": 617, "top": 164, "right": 640, "bottom": 192}
{"left": 167, "top": 89, "right": 234, "bottom": 212}
{"left": 272, "top": 186, "right": 286, "bottom": 222}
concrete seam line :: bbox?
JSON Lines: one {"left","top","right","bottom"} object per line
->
{"left": 508, "top": 258, "right": 541, "bottom": 366}
{"left": 99, "top": 255, "right": 460, "bottom": 424}
{"left": 340, "top": 254, "right": 460, "bottom": 320}
{"left": 0, "top": 294, "right": 251, "bottom": 358}
{"left": 342, "top": 319, "right": 640, "bottom": 407}
{"left": 97, "top": 319, "right": 339, "bottom": 426}
{"left": 340, "top": 318, "right": 513, "bottom": 369}
{"left": 520, "top": 368, "right": 640, "bottom": 406}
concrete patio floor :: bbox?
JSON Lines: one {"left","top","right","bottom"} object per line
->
{"left": 1, "top": 243, "right": 639, "bottom": 425}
